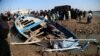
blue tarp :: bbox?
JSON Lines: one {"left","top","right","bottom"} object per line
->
{"left": 59, "top": 37, "right": 79, "bottom": 48}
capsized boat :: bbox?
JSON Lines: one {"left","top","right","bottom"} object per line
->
{"left": 11, "top": 15, "right": 79, "bottom": 44}
{"left": 11, "top": 15, "right": 47, "bottom": 44}
{"left": 11, "top": 15, "right": 94, "bottom": 51}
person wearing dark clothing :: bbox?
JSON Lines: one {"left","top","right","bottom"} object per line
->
{"left": 31, "top": 11, "right": 35, "bottom": 16}
{"left": 74, "top": 9, "right": 77, "bottom": 19}
{"left": 0, "top": 19, "right": 11, "bottom": 56}
{"left": 87, "top": 10, "right": 93, "bottom": 23}
{"left": 71, "top": 8, "right": 75, "bottom": 19}
{"left": 55, "top": 11, "right": 59, "bottom": 21}
{"left": 46, "top": 10, "right": 52, "bottom": 20}
{"left": 78, "top": 11, "right": 83, "bottom": 22}
{"left": 62, "top": 11, "right": 65, "bottom": 20}
{"left": 83, "top": 11, "right": 86, "bottom": 18}
{"left": 58, "top": 11, "right": 62, "bottom": 20}
{"left": 0, "top": 13, "right": 8, "bottom": 21}
{"left": 65, "top": 10, "right": 68, "bottom": 20}
{"left": 7, "top": 11, "right": 12, "bottom": 21}
{"left": 75, "top": 9, "right": 79, "bottom": 19}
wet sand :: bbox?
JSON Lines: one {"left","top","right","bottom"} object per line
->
{"left": 9, "top": 16, "right": 100, "bottom": 56}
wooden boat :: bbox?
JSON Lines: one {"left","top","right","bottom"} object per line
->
{"left": 11, "top": 15, "right": 95, "bottom": 51}
{"left": 11, "top": 15, "right": 78, "bottom": 44}
{"left": 11, "top": 15, "right": 47, "bottom": 44}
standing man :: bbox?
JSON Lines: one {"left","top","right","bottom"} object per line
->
{"left": 68, "top": 9, "right": 71, "bottom": 19}
{"left": 79, "top": 11, "right": 83, "bottom": 22}
{"left": 87, "top": 10, "right": 93, "bottom": 23}
{"left": 83, "top": 10, "right": 86, "bottom": 18}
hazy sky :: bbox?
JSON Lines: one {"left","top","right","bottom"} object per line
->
{"left": 0, "top": 0, "right": 100, "bottom": 12}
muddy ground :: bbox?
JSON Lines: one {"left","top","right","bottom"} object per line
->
{"left": 9, "top": 16, "right": 100, "bottom": 56}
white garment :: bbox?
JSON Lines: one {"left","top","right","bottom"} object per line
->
{"left": 88, "top": 13, "right": 93, "bottom": 16}
{"left": 88, "top": 13, "right": 93, "bottom": 18}
{"left": 68, "top": 10, "right": 71, "bottom": 19}
{"left": 44, "top": 15, "right": 48, "bottom": 20}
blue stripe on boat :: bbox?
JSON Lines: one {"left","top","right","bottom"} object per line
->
{"left": 21, "top": 19, "right": 45, "bottom": 32}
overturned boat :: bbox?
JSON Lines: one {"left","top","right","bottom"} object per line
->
{"left": 11, "top": 15, "right": 72, "bottom": 44}
{"left": 11, "top": 15, "right": 47, "bottom": 44}
{"left": 11, "top": 15, "right": 95, "bottom": 51}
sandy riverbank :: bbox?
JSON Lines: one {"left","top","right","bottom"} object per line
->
{"left": 57, "top": 16, "right": 100, "bottom": 34}
{"left": 10, "top": 16, "right": 100, "bottom": 56}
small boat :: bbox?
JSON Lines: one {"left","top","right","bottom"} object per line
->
{"left": 11, "top": 15, "right": 94, "bottom": 51}
{"left": 11, "top": 15, "right": 47, "bottom": 44}
{"left": 11, "top": 15, "right": 79, "bottom": 44}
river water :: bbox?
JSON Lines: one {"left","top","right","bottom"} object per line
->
{"left": 93, "top": 11, "right": 100, "bottom": 17}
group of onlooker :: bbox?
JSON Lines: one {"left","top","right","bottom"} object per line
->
{"left": 0, "top": 8, "right": 93, "bottom": 24}
{"left": 30, "top": 8, "right": 92, "bottom": 23}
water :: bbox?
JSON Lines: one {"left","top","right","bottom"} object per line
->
{"left": 93, "top": 11, "right": 100, "bottom": 17}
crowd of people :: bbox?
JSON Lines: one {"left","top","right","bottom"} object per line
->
{"left": 30, "top": 9, "right": 87, "bottom": 21}
{"left": 0, "top": 8, "right": 93, "bottom": 24}
{"left": 30, "top": 8, "right": 93, "bottom": 23}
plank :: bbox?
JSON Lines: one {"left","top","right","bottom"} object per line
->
{"left": 11, "top": 40, "right": 41, "bottom": 45}
{"left": 45, "top": 47, "right": 81, "bottom": 51}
